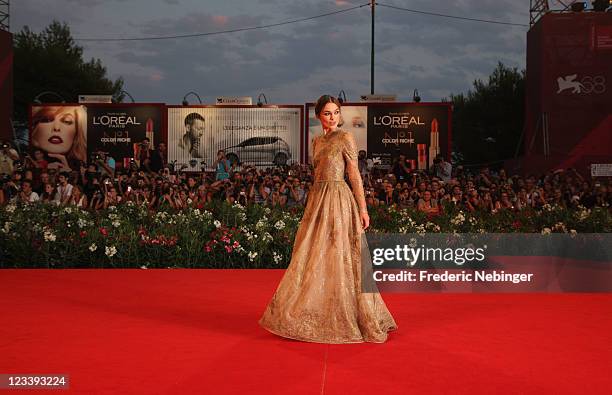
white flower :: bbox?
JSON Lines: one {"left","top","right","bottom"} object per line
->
{"left": 112, "top": 220, "right": 121, "bottom": 228}
{"left": 274, "top": 220, "right": 285, "bottom": 230}
{"left": 272, "top": 251, "right": 282, "bottom": 264}
{"left": 105, "top": 245, "right": 117, "bottom": 258}
{"left": 89, "top": 243, "right": 97, "bottom": 252}
{"left": 256, "top": 218, "right": 267, "bottom": 230}
{"left": 77, "top": 218, "right": 88, "bottom": 229}
{"left": 2, "top": 221, "right": 12, "bottom": 234}
{"left": 63, "top": 207, "right": 73, "bottom": 214}
{"left": 213, "top": 220, "right": 222, "bottom": 228}
{"left": 5, "top": 204, "right": 16, "bottom": 213}
{"left": 239, "top": 213, "right": 247, "bottom": 221}
{"left": 569, "top": 229, "right": 577, "bottom": 238}
{"left": 541, "top": 227, "right": 552, "bottom": 235}
{"left": 451, "top": 212, "right": 465, "bottom": 226}
{"left": 140, "top": 265, "right": 148, "bottom": 269}
{"left": 263, "top": 232, "right": 273, "bottom": 242}
{"left": 264, "top": 207, "right": 271, "bottom": 215}
{"left": 248, "top": 251, "right": 258, "bottom": 261}
{"left": 43, "top": 229, "right": 56, "bottom": 242}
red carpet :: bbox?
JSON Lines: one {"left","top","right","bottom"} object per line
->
{"left": 1, "top": 269, "right": 611, "bottom": 394}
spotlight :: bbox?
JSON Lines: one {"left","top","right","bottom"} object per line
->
{"left": 113, "top": 90, "right": 135, "bottom": 103}
{"left": 182, "top": 91, "right": 202, "bottom": 106}
{"left": 257, "top": 93, "right": 268, "bottom": 107}
{"left": 413, "top": 89, "right": 421, "bottom": 103}
{"left": 33, "top": 91, "right": 66, "bottom": 104}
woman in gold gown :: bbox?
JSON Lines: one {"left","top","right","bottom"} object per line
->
{"left": 259, "top": 95, "right": 397, "bottom": 344}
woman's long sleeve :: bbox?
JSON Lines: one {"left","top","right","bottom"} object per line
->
{"left": 342, "top": 132, "right": 368, "bottom": 213}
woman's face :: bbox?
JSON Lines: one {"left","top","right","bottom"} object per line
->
{"left": 44, "top": 184, "right": 53, "bottom": 194}
{"left": 32, "top": 108, "right": 77, "bottom": 154}
{"left": 318, "top": 102, "right": 340, "bottom": 131}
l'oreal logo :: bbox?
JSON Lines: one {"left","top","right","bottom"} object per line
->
{"left": 373, "top": 115, "right": 425, "bottom": 128}
{"left": 93, "top": 115, "right": 141, "bottom": 127}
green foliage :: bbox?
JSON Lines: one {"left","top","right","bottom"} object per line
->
{"left": 13, "top": 20, "right": 124, "bottom": 122}
{"left": 1, "top": 201, "right": 609, "bottom": 268}
{"left": 450, "top": 62, "right": 525, "bottom": 166}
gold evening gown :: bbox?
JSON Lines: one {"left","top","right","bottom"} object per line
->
{"left": 258, "top": 129, "right": 397, "bottom": 343}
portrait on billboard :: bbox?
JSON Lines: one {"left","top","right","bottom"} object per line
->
{"left": 30, "top": 105, "right": 87, "bottom": 170}
{"left": 177, "top": 112, "right": 206, "bottom": 158}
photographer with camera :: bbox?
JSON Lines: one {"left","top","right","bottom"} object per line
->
{"left": 0, "top": 141, "right": 19, "bottom": 176}
{"left": 92, "top": 151, "right": 115, "bottom": 178}
{"left": 149, "top": 142, "right": 167, "bottom": 173}
{"left": 138, "top": 138, "right": 153, "bottom": 172}
{"left": 433, "top": 154, "right": 452, "bottom": 183}
{"left": 391, "top": 153, "right": 411, "bottom": 182}
{"left": 24, "top": 149, "right": 49, "bottom": 171}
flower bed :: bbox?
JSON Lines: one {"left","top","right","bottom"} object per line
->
{"left": 1, "top": 201, "right": 610, "bottom": 268}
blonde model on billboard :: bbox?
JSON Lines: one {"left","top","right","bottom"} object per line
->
{"left": 259, "top": 95, "right": 397, "bottom": 343}
{"left": 31, "top": 106, "right": 87, "bottom": 170}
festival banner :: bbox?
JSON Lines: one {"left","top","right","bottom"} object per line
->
{"left": 306, "top": 102, "right": 451, "bottom": 170}
{"left": 167, "top": 106, "right": 303, "bottom": 171}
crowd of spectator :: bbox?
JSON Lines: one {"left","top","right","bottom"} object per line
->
{"left": 1, "top": 140, "right": 610, "bottom": 214}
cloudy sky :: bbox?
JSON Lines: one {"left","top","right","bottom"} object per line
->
{"left": 13, "top": 0, "right": 529, "bottom": 104}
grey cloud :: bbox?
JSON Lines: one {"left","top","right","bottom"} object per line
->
{"left": 14, "top": 0, "right": 528, "bottom": 105}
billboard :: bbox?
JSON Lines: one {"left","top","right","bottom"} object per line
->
{"left": 306, "top": 102, "right": 451, "bottom": 170}
{"left": 86, "top": 104, "right": 164, "bottom": 161}
{"left": 523, "top": 12, "right": 612, "bottom": 174}
{"left": 30, "top": 105, "right": 88, "bottom": 170}
{"left": 167, "top": 106, "right": 303, "bottom": 171}
{"left": 29, "top": 104, "right": 164, "bottom": 169}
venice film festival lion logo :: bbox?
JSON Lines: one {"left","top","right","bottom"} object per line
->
{"left": 556, "top": 74, "right": 607, "bottom": 94}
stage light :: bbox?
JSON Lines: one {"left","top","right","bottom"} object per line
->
{"left": 413, "top": 89, "right": 421, "bottom": 103}
{"left": 182, "top": 91, "right": 202, "bottom": 106}
{"left": 338, "top": 90, "right": 347, "bottom": 104}
{"left": 113, "top": 90, "right": 135, "bottom": 103}
{"left": 257, "top": 93, "right": 268, "bottom": 107}
{"left": 33, "top": 91, "right": 66, "bottom": 104}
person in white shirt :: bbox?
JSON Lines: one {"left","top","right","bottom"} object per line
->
{"left": 17, "top": 180, "right": 40, "bottom": 203}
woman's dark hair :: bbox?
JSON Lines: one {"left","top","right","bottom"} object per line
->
{"left": 314, "top": 95, "right": 342, "bottom": 117}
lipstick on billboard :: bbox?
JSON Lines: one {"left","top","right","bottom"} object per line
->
{"left": 417, "top": 144, "right": 427, "bottom": 170}
{"left": 428, "top": 118, "right": 440, "bottom": 168}
{"left": 146, "top": 118, "right": 154, "bottom": 147}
